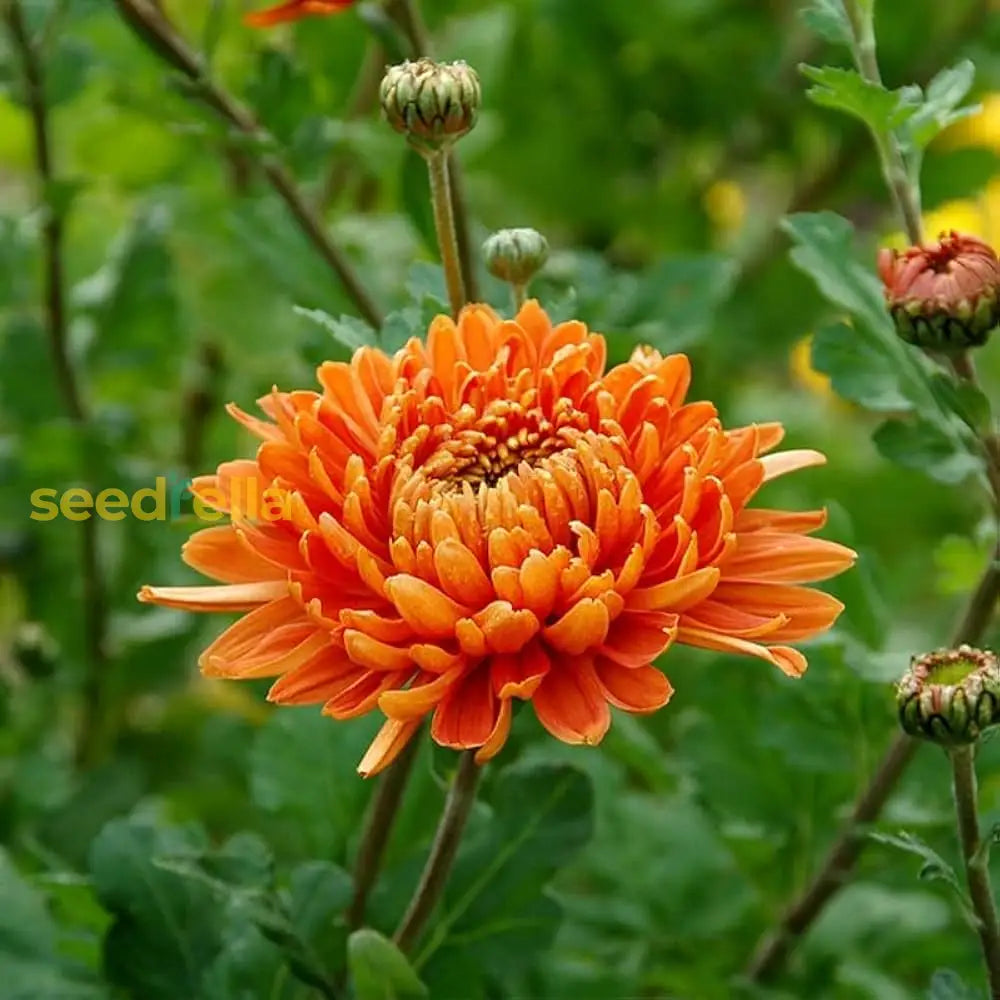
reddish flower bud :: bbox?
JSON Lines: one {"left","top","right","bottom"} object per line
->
{"left": 877, "top": 232, "right": 1000, "bottom": 352}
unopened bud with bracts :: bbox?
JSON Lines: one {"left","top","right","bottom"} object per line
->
{"left": 897, "top": 645, "right": 1000, "bottom": 746}
{"left": 483, "top": 228, "right": 549, "bottom": 292}
{"left": 379, "top": 58, "right": 480, "bottom": 155}
{"left": 878, "top": 232, "right": 1000, "bottom": 352}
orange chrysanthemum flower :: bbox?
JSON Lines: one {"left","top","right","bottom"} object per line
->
{"left": 244, "top": 0, "right": 354, "bottom": 28}
{"left": 140, "top": 303, "right": 855, "bottom": 776}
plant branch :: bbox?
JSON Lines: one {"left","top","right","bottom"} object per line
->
{"left": 950, "top": 745, "right": 1000, "bottom": 995}
{"left": 347, "top": 733, "right": 421, "bottom": 929}
{"left": 384, "top": 0, "right": 479, "bottom": 300}
{"left": 393, "top": 751, "right": 480, "bottom": 954}
{"left": 3, "top": 0, "right": 111, "bottom": 768}
{"left": 112, "top": 0, "right": 384, "bottom": 329}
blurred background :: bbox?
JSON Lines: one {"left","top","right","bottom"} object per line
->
{"left": 3, "top": 0, "right": 1000, "bottom": 997}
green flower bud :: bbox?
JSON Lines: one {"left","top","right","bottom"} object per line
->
{"left": 483, "top": 228, "right": 550, "bottom": 288}
{"left": 380, "top": 59, "right": 480, "bottom": 154}
{"left": 897, "top": 645, "right": 1000, "bottom": 746}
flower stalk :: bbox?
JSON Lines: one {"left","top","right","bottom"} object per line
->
{"left": 426, "top": 151, "right": 466, "bottom": 317}
{"left": 347, "top": 732, "right": 422, "bottom": 929}
{"left": 950, "top": 745, "right": 1000, "bottom": 995}
{"left": 393, "top": 751, "right": 480, "bottom": 953}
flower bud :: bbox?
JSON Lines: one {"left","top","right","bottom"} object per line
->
{"left": 380, "top": 59, "right": 480, "bottom": 154}
{"left": 897, "top": 645, "right": 1000, "bottom": 745}
{"left": 878, "top": 232, "right": 1000, "bottom": 352}
{"left": 483, "top": 228, "right": 549, "bottom": 288}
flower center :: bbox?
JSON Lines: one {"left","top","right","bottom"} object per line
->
{"left": 418, "top": 399, "right": 592, "bottom": 489}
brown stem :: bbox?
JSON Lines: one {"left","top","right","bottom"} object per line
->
{"left": 112, "top": 0, "right": 383, "bottom": 329}
{"left": 745, "top": 555, "right": 1000, "bottom": 982}
{"left": 3, "top": 0, "right": 111, "bottom": 768}
{"left": 950, "top": 746, "right": 1000, "bottom": 997}
{"left": 383, "top": 0, "right": 479, "bottom": 300}
{"left": 347, "top": 734, "right": 421, "bottom": 929}
{"left": 393, "top": 751, "right": 480, "bottom": 953}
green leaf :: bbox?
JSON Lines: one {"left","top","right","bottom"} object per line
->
{"left": 870, "top": 831, "right": 966, "bottom": 900}
{"left": 0, "top": 850, "right": 107, "bottom": 999}
{"left": 902, "top": 61, "right": 978, "bottom": 153}
{"left": 927, "top": 374, "right": 992, "bottom": 434}
{"left": 89, "top": 818, "right": 221, "bottom": 1000}
{"left": 801, "top": 65, "right": 920, "bottom": 134}
{"left": 416, "top": 762, "right": 594, "bottom": 981}
{"left": 624, "top": 255, "right": 738, "bottom": 351}
{"left": 873, "top": 419, "right": 982, "bottom": 485}
{"left": 249, "top": 709, "right": 377, "bottom": 861}
{"left": 293, "top": 305, "right": 376, "bottom": 353}
{"left": 810, "top": 322, "right": 912, "bottom": 412}
{"left": 801, "top": 0, "right": 852, "bottom": 46}
{"left": 348, "top": 929, "right": 429, "bottom": 1000}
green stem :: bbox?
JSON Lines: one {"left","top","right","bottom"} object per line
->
{"left": 512, "top": 283, "right": 527, "bottom": 310}
{"left": 845, "top": 0, "right": 923, "bottom": 244}
{"left": 384, "top": 0, "right": 479, "bottom": 301}
{"left": 347, "top": 733, "right": 421, "bottom": 929}
{"left": 393, "top": 752, "right": 480, "bottom": 953}
{"left": 425, "top": 150, "right": 466, "bottom": 317}
{"left": 950, "top": 746, "right": 1000, "bottom": 996}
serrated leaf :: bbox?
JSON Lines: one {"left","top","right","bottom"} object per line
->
{"left": 783, "top": 212, "right": 935, "bottom": 412}
{"left": 349, "top": 929, "right": 429, "bottom": 1000}
{"left": 870, "top": 831, "right": 966, "bottom": 900}
{"left": 903, "top": 61, "right": 978, "bottom": 153}
{"left": 89, "top": 819, "right": 221, "bottom": 1000}
{"left": 873, "top": 418, "right": 982, "bottom": 484}
{"left": 810, "top": 322, "right": 912, "bottom": 412}
{"left": 801, "top": 0, "right": 852, "bottom": 46}
{"left": 802, "top": 65, "right": 920, "bottom": 134}
{"left": 293, "top": 305, "right": 376, "bottom": 353}
{"left": 928, "top": 374, "right": 992, "bottom": 433}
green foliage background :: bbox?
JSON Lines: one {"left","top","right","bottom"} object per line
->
{"left": 2, "top": 0, "right": 1000, "bottom": 997}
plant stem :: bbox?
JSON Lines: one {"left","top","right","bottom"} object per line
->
{"left": 384, "top": 0, "right": 479, "bottom": 301}
{"left": 745, "top": 550, "right": 1000, "bottom": 982}
{"left": 845, "top": 0, "right": 923, "bottom": 244}
{"left": 347, "top": 733, "right": 421, "bottom": 929}
{"left": 3, "top": 0, "right": 112, "bottom": 768}
{"left": 950, "top": 746, "right": 1000, "bottom": 996}
{"left": 112, "top": 0, "right": 383, "bottom": 329}
{"left": 425, "top": 150, "right": 466, "bottom": 317}
{"left": 393, "top": 751, "right": 480, "bottom": 953}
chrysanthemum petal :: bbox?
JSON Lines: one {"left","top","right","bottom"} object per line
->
{"left": 760, "top": 449, "right": 826, "bottom": 482}
{"left": 431, "top": 667, "right": 497, "bottom": 749}
{"left": 357, "top": 718, "right": 422, "bottom": 778}
{"left": 138, "top": 581, "right": 287, "bottom": 611}
{"left": 182, "top": 526, "right": 287, "bottom": 583}
{"left": 594, "top": 659, "right": 674, "bottom": 712}
{"left": 532, "top": 660, "right": 610, "bottom": 745}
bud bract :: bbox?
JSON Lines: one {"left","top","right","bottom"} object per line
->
{"left": 380, "top": 59, "right": 480, "bottom": 154}
{"left": 483, "top": 228, "right": 549, "bottom": 288}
